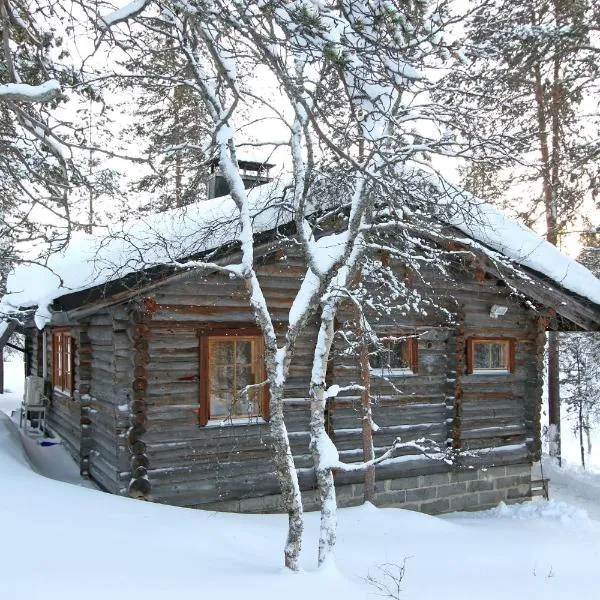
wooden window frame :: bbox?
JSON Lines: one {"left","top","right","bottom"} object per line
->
{"left": 370, "top": 334, "right": 419, "bottom": 375}
{"left": 51, "top": 328, "right": 74, "bottom": 395}
{"left": 198, "top": 327, "right": 269, "bottom": 426}
{"left": 466, "top": 337, "right": 515, "bottom": 374}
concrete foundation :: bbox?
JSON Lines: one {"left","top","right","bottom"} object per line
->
{"left": 197, "top": 463, "right": 533, "bottom": 514}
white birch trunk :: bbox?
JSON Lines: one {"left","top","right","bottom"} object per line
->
{"left": 267, "top": 381, "right": 304, "bottom": 570}
{"left": 309, "top": 304, "right": 338, "bottom": 567}
{"left": 171, "top": 18, "right": 308, "bottom": 568}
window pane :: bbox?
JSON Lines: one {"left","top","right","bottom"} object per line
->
{"left": 473, "top": 341, "right": 509, "bottom": 371}
{"left": 206, "top": 336, "right": 264, "bottom": 420}
{"left": 370, "top": 349, "right": 385, "bottom": 369}
{"left": 53, "top": 332, "right": 73, "bottom": 392}
{"left": 212, "top": 341, "right": 234, "bottom": 364}
{"left": 383, "top": 347, "right": 394, "bottom": 368}
{"left": 371, "top": 339, "right": 410, "bottom": 370}
{"left": 474, "top": 343, "right": 489, "bottom": 369}
{"left": 236, "top": 366, "right": 255, "bottom": 389}
{"left": 211, "top": 366, "right": 234, "bottom": 391}
{"left": 57, "top": 335, "right": 63, "bottom": 373}
{"left": 236, "top": 340, "right": 252, "bottom": 364}
{"left": 236, "top": 366, "right": 257, "bottom": 416}
{"left": 211, "top": 391, "right": 234, "bottom": 417}
{"left": 65, "top": 337, "right": 72, "bottom": 379}
{"left": 490, "top": 343, "right": 506, "bottom": 368}
{"left": 235, "top": 389, "right": 258, "bottom": 417}
{"left": 390, "top": 340, "right": 409, "bottom": 369}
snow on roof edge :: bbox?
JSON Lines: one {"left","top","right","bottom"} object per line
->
{"left": 447, "top": 198, "right": 600, "bottom": 307}
{"left": 1, "top": 175, "right": 600, "bottom": 330}
{"left": 0, "top": 181, "right": 291, "bottom": 328}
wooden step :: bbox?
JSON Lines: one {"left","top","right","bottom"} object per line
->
{"left": 531, "top": 478, "right": 549, "bottom": 500}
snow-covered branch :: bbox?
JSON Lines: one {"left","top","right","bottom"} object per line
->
{"left": 98, "top": 0, "right": 151, "bottom": 30}
{"left": 0, "top": 80, "right": 61, "bottom": 103}
{"left": 322, "top": 436, "right": 445, "bottom": 472}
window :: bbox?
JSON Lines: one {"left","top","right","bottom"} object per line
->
{"left": 52, "top": 329, "right": 74, "bottom": 394}
{"left": 199, "top": 328, "right": 268, "bottom": 425}
{"left": 370, "top": 335, "right": 418, "bottom": 375}
{"left": 467, "top": 338, "right": 514, "bottom": 374}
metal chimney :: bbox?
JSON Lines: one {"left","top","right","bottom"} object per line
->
{"left": 207, "top": 158, "right": 274, "bottom": 199}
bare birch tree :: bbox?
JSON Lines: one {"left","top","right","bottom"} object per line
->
{"left": 560, "top": 333, "right": 600, "bottom": 469}
{"left": 0, "top": 0, "right": 136, "bottom": 287}
{"left": 95, "top": 0, "right": 477, "bottom": 569}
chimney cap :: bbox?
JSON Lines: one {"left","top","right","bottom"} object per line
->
{"left": 208, "top": 156, "right": 275, "bottom": 173}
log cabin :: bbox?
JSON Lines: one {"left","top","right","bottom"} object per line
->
{"left": 2, "top": 169, "right": 600, "bottom": 515}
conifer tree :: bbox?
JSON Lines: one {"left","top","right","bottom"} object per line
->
{"left": 560, "top": 223, "right": 600, "bottom": 468}
{"left": 445, "top": 0, "right": 600, "bottom": 462}
{"left": 119, "top": 31, "right": 212, "bottom": 211}
{"left": 560, "top": 332, "right": 600, "bottom": 469}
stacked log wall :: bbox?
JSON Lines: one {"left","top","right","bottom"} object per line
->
{"left": 85, "top": 309, "right": 131, "bottom": 493}
{"left": 330, "top": 306, "right": 452, "bottom": 491}
{"left": 39, "top": 243, "right": 541, "bottom": 513}
{"left": 324, "top": 260, "right": 537, "bottom": 503}
{"left": 140, "top": 251, "right": 319, "bottom": 506}
{"left": 25, "top": 329, "right": 43, "bottom": 378}
{"left": 457, "top": 271, "right": 537, "bottom": 468}
{"left": 134, "top": 249, "right": 540, "bottom": 509}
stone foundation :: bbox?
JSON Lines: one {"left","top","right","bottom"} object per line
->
{"left": 197, "top": 463, "right": 533, "bottom": 514}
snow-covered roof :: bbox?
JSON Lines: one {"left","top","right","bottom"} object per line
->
{"left": 1, "top": 178, "right": 600, "bottom": 330}
{"left": 0, "top": 181, "right": 291, "bottom": 328}
{"left": 449, "top": 201, "right": 600, "bottom": 306}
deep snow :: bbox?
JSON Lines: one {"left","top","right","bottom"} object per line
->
{"left": 2, "top": 357, "right": 600, "bottom": 599}
{"left": 0, "top": 358, "right": 23, "bottom": 417}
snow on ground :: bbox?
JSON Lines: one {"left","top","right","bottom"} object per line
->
{"left": 1, "top": 409, "right": 599, "bottom": 600}
{"left": 0, "top": 357, "right": 23, "bottom": 417}
{"left": 1, "top": 356, "right": 96, "bottom": 488}
{"left": 559, "top": 416, "right": 600, "bottom": 473}
{"left": 2, "top": 359, "right": 600, "bottom": 599}
{"left": 543, "top": 457, "right": 600, "bottom": 521}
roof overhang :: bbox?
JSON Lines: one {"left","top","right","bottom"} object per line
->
{"left": 51, "top": 232, "right": 291, "bottom": 322}
{"left": 0, "top": 320, "right": 17, "bottom": 348}
{"left": 9, "top": 217, "right": 600, "bottom": 333}
{"left": 442, "top": 229, "right": 600, "bottom": 331}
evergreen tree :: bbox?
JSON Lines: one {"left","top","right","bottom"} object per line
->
{"left": 560, "top": 222, "right": 600, "bottom": 468}
{"left": 119, "top": 32, "right": 212, "bottom": 211}
{"left": 451, "top": 0, "right": 600, "bottom": 236}
{"left": 578, "top": 220, "right": 600, "bottom": 276}
{"left": 444, "top": 0, "right": 600, "bottom": 462}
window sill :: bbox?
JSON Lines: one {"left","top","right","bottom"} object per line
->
{"left": 370, "top": 368, "right": 416, "bottom": 378}
{"left": 204, "top": 416, "right": 268, "bottom": 428}
{"left": 470, "top": 369, "right": 510, "bottom": 375}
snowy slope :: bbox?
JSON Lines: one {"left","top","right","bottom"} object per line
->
{"left": 0, "top": 359, "right": 23, "bottom": 417}
{"left": 2, "top": 360, "right": 600, "bottom": 599}
{"left": 543, "top": 457, "right": 600, "bottom": 520}
{"left": 1, "top": 406, "right": 600, "bottom": 600}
